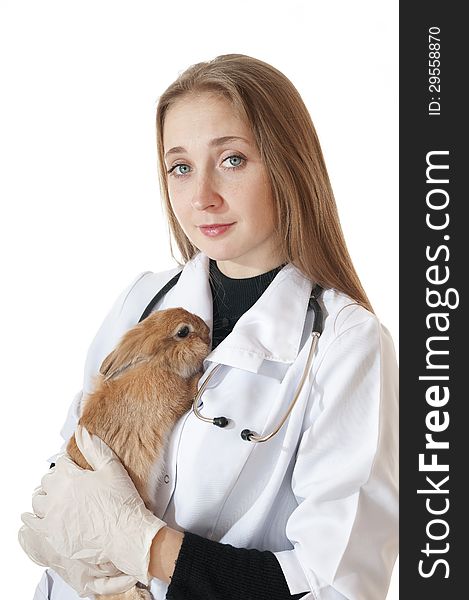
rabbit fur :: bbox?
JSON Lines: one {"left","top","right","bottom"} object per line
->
{"left": 66, "top": 307, "right": 211, "bottom": 600}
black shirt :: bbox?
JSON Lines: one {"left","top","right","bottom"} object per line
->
{"left": 209, "top": 258, "right": 285, "bottom": 349}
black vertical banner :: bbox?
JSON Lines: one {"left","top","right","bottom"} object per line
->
{"left": 400, "top": 2, "right": 465, "bottom": 597}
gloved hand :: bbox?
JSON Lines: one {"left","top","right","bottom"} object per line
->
{"left": 20, "top": 426, "right": 166, "bottom": 586}
{"left": 18, "top": 523, "right": 137, "bottom": 598}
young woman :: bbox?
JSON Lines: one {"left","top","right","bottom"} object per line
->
{"left": 19, "top": 54, "right": 398, "bottom": 600}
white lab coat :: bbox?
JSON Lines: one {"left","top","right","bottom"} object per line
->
{"left": 33, "top": 251, "right": 398, "bottom": 600}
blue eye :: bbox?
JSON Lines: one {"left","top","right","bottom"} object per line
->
{"left": 222, "top": 155, "right": 246, "bottom": 171}
{"left": 168, "top": 164, "right": 190, "bottom": 176}
{"left": 225, "top": 155, "right": 244, "bottom": 168}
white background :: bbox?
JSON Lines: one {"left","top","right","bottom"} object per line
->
{"left": 0, "top": 1, "right": 398, "bottom": 598}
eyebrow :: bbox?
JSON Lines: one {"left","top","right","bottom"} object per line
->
{"left": 164, "top": 136, "right": 250, "bottom": 159}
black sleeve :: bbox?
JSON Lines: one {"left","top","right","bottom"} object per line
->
{"left": 165, "top": 531, "right": 308, "bottom": 600}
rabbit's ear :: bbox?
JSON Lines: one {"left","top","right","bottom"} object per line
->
{"left": 100, "top": 347, "right": 148, "bottom": 381}
{"left": 99, "top": 348, "right": 120, "bottom": 379}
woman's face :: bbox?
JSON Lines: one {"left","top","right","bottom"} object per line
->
{"left": 163, "top": 92, "right": 282, "bottom": 278}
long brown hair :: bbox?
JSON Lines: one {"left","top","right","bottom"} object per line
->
{"left": 155, "top": 53, "right": 373, "bottom": 312}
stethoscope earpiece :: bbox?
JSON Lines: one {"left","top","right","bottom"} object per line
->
{"left": 212, "top": 416, "right": 229, "bottom": 428}
{"left": 241, "top": 429, "right": 254, "bottom": 441}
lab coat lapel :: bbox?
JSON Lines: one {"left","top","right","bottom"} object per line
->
{"left": 158, "top": 252, "right": 314, "bottom": 375}
{"left": 158, "top": 252, "right": 213, "bottom": 334}
{"left": 209, "top": 262, "right": 314, "bottom": 373}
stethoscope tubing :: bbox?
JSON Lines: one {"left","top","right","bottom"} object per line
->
{"left": 138, "top": 276, "right": 324, "bottom": 444}
{"left": 192, "top": 283, "right": 324, "bottom": 443}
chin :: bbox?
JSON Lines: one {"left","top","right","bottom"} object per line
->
{"left": 203, "top": 251, "right": 234, "bottom": 262}
{"left": 194, "top": 242, "right": 240, "bottom": 262}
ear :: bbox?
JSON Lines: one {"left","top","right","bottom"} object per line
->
{"left": 99, "top": 346, "right": 149, "bottom": 381}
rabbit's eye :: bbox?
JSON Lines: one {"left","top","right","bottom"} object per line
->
{"left": 176, "top": 325, "right": 190, "bottom": 338}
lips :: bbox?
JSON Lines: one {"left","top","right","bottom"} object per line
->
{"left": 198, "top": 222, "right": 235, "bottom": 237}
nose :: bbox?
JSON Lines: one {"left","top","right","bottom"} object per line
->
{"left": 191, "top": 173, "right": 223, "bottom": 211}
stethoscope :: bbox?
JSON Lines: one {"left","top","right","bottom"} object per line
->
{"left": 139, "top": 272, "right": 324, "bottom": 444}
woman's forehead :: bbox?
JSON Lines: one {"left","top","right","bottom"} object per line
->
{"left": 168, "top": 90, "right": 231, "bottom": 112}
{"left": 163, "top": 93, "right": 252, "bottom": 146}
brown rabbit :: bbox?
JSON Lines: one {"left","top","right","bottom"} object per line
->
{"left": 66, "top": 307, "right": 211, "bottom": 600}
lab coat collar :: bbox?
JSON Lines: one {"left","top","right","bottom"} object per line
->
{"left": 161, "top": 252, "right": 314, "bottom": 374}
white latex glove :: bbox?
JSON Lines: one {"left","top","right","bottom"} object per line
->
{"left": 18, "top": 522, "right": 137, "bottom": 597}
{"left": 20, "top": 426, "right": 166, "bottom": 586}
